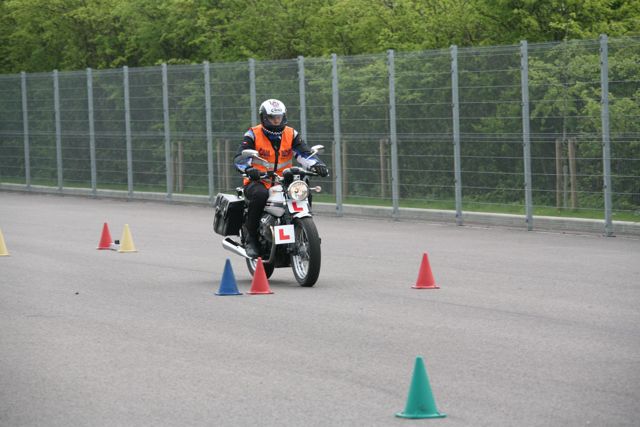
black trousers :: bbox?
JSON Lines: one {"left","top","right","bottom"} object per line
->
{"left": 243, "top": 181, "right": 269, "bottom": 237}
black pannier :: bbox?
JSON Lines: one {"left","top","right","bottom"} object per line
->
{"left": 213, "top": 193, "right": 244, "bottom": 236}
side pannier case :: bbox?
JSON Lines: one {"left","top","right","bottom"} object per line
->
{"left": 213, "top": 193, "right": 244, "bottom": 236}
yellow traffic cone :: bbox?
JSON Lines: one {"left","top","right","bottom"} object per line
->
{"left": 0, "top": 228, "right": 9, "bottom": 256}
{"left": 118, "top": 224, "right": 137, "bottom": 253}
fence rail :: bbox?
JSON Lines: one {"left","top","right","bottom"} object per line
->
{"left": 1, "top": 35, "right": 639, "bottom": 235}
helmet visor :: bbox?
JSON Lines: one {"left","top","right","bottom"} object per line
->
{"left": 266, "top": 114, "right": 284, "bottom": 125}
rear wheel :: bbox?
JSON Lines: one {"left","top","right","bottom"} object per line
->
{"left": 246, "top": 257, "right": 275, "bottom": 278}
{"left": 241, "top": 227, "right": 275, "bottom": 278}
{"left": 290, "top": 217, "right": 321, "bottom": 287}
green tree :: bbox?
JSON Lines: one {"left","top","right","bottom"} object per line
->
{"left": 476, "top": 0, "right": 640, "bottom": 44}
{"left": 1, "top": 0, "right": 638, "bottom": 73}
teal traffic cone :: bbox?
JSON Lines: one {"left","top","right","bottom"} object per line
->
{"left": 396, "top": 356, "right": 446, "bottom": 419}
{"left": 215, "top": 259, "right": 242, "bottom": 296}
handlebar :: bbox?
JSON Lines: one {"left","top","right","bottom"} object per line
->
{"left": 242, "top": 168, "right": 320, "bottom": 180}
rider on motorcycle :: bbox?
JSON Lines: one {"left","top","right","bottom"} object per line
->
{"left": 234, "top": 99, "right": 329, "bottom": 258}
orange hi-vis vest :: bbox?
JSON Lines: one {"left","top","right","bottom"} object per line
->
{"left": 244, "top": 125, "right": 295, "bottom": 188}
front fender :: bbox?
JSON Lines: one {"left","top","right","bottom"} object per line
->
{"left": 293, "top": 212, "right": 313, "bottom": 219}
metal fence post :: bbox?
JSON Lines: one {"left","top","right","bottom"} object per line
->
{"left": 123, "top": 66, "right": 133, "bottom": 197}
{"left": 249, "top": 58, "right": 257, "bottom": 124}
{"left": 204, "top": 61, "right": 215, "bottom": 202}
{"left": 87, "top": 68, "right": 97, "bottom": 196}
{"left": 600, "top": 34, "right": 613, "bottom": 236}
{"left": 331, "top": 53, "right": 343, "bottom": 216}
{"left": 450, "top": 45, "right": 463, "bottom": 225}
{"left": 387, "top": 50, "right": 400, "bottom": 219}
{"left": 297, "top": 56, "right": 307, "bottom": 143}
{"left": 162, "top": 63, "right": 172, "bottom": 199}
{"left": 53, "top": 69, "right": 63, "bottom": 191}
{"left": 520, "top": 41, "right": 534, "bottom": 231}
{"left": 21, "top": 71, "right": 31, "bottom": 190}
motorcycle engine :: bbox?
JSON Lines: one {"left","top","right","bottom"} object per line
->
{"left": 259, "top": 214, "right": 278, "bottom": 243}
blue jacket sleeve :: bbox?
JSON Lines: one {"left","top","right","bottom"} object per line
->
{"left": 234, "top": 129, "right": 256, "bottom": 172}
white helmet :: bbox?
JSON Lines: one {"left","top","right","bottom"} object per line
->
{"left": 259, "top": 99, "right": 287, "bottom": 133}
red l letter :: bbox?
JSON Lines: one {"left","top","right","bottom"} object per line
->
{"left": 279, "top": 228, "right": 291, "bottom": 240}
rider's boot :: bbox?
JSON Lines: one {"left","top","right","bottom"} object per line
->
{"left": 245, "top": 234, "right": 260, "bottom": 259}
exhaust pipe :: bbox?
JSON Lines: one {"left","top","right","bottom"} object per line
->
{"left": 222, "top": 237, "right": 250, "bottom": 259}
{"left": 222, "top": 235, "right": 277, "bottom": 264}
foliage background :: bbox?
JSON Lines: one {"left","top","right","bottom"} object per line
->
{"left": 0, "top": 1, "right": 638, "bottom": 220}
{"left": 1, "top": 0, "right": 638, "bottom": 73}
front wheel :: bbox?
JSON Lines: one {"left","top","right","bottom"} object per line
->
{"left": 290, "top": 217, "right": 321, "bottom": 287}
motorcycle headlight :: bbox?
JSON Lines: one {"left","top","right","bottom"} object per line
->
{"left": 288, "top": 181, "right": 309, "bottom": 201}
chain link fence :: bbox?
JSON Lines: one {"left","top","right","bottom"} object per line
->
{"left": 1, "top": 36, "right": 638, "bottom": 233}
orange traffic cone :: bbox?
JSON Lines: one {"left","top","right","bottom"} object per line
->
{"left": 247, "top": 258, "right": 273, "bottom": 294}
{"left": 413, "top": 253, "right": 440, "bottom": 289}
{"left": 97, "top": 222, "right": 115, "bottom": 250}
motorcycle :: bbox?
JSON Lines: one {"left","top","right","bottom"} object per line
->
{"left": 212, "top": 145, "right": 326, "bottom": 287}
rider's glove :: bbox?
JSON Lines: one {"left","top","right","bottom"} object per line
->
{"left": 245, "top": 167, "right": 261, "bottom": 181}
{"left": 311, "top": 164, "right": 329, "bottom": 177}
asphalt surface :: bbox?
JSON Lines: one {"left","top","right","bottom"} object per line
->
{"left": 1, "top": 191, "right": 639, "bottom": 427}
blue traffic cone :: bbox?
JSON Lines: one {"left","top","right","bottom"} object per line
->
{"left": 396, "top": 356, "right": 446, "bottom": 419}
{"left": 215, "top": 259, "right": 242, "bottom": 296}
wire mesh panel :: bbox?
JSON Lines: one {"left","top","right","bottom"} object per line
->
{"left": 337, "top": 54, "right": 390, "bottom": 205}
{"left": 255, "top": 58, "right": 338, "bottom": 197}
{"left": 0, "top": 75, "right": 24, "bottom": 183}
{"left": 209, "top": 61, "right": 251, "bottom": 193}
{"left": 396, "top": 49, "right": 453, "bottom": 209}
{"left": 303, "top": 57, "right": 335, "bottom": 203}
{"left": 168, "top": 64, "right": 207, "bottom": 195}
{"left": 25, "top": 73, "right": 57, "bottom": 186}
{"left": 608, "top": 37, "right": 640, "bottom": 220}
{"left": 58, "top": 70, "right": 90, "bottom": 188}
{"left": 0, "top": 37, "right": 638, "bottom": 227}
{"left": 528, "top": 40, "right": 603, "bottom": 217}
{"left": 457, "top": 45, "right": 524, "bottom": 213}
{"left": 128, "top": 66, "right": 166, "bottom": 192}
{"left": 255, "top": 59, "right": 301, "bottom": 127}
{"left": 93, "top": 69, "right": 127, "bottom": 190}
{"left": 255, "top": 58, "right": 329, "bottom": 190}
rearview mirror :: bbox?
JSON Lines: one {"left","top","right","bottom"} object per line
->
{"left": 310, "top": 145, "right": 325, "bottom": 156}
